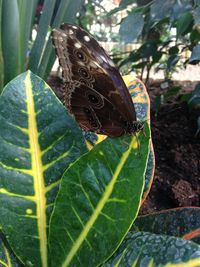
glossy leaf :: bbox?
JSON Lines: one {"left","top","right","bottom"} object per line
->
{"left": 119, "top": 12, "right": 144, "bottom": 44}
{"left": 104, "top": 231, "right": 200, "bottom": 266}
{"left": 0, "top": 71, "right": 87, "bottom": 267}
{"left": 0, "top": 232, "right": 22, "bottom": 267}
{"left": 123, "top": 76, "right": 154, "bottom": 202}
{"left": 176, "top": 12, "right": 193, "bottom": 38}
{"left": 83, "top": 76, "right": 155, "bottom": 204}
{"left": 133, "top": 207, "right": 200, "bottom": 244}
{"left": 0, "top": 0, "right": 4, "bottom": 90}
{"left": 49, "top": 126, "right": 150, "bottom": 266}
{"left": 189, "top": 44, "right": 200, "bottom": 63}
{"left": 188, "top": 83, "right": 200, "bottom": 108}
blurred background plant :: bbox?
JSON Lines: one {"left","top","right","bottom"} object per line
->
{"left": 0, "top": 0, "right": 84, "bottom": 90}
{"left": 77, "top": 0, "right": 200, "bottom": 133}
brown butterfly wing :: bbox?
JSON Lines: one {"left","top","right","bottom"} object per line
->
{"left": 52, "top": 24, "right": 137, "bottom": 124}
{"left": 66, "top": 82, "right": 128, "bottom": 137}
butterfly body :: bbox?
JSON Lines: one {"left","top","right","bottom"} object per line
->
{"left": 52, "top": 23, "right": 144, "bottom": 137}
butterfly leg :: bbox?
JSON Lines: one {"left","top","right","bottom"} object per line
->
{"left": 135, "top": 133, "right": 142, "bottom": 157}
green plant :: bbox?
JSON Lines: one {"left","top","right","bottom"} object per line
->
{"left": 109, "top": 0, "right": 200, "bottom": 84}
{"left": 0, "top": 0, "right": 84, "bottom": 91}
{"left": 184, "top": 82, "right": 200, "bottom": 136}
{"left": 0, "top": 71, "right": 199, "bottom": 266}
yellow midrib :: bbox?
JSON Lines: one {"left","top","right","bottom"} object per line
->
{"left": 25, "top": 72, "right": 47, "bottom": 267}
{"left": 62, "top": 137, "right": 136, "bottom": 267}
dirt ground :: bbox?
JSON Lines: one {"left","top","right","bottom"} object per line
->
{"left": 140, "top": 80, "right": 200, "bottom": 215}
{"left": 48, "top": 76, "right": 200, "bottom": 214}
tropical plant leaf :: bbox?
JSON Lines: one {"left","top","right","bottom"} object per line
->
{"left": 28, "top": 0, "right": 57, "bottom": 73}
{"left": 176, "top": 12, "right": 193, "bottom": 38}
{"left": 189, "top": 44, "right": 200, "bottom": 63}
{"left": 0, "top": 71, "right": 87, "bottom": 267}
{"left": 119, "top": 12, "right": 144, "bottom": 44}
{"left": 103, "top": 231, "right": 200, "bottom": 266}
{"left": 18, "top": 0, "right": 38, "bottom": 73}
{"left": 49, "top": 124, "right": 150, "bottom": 266}
{"left": 2, "top": 0, "right": 21, "bottom": 84}
{"left": 0, "top": 232, "right": 23, "bottom": 267}
{"left": 133, "top": 207, "right": 200, "bottom": 244}
{"left": 37, "top": 0, "right": 85, "bottom": 80}
{"left": 194, "top": 6, "right": 200, "bottom": 25}
{"left": 188, "top": 82, "right": 200, "bottom": 108}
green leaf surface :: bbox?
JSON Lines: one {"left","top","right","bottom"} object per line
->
{"left": 49, "top": 125, "right": 150, "bottom": 266}
{"left": 167, "top": 54, "right": 180, "bottom": 70}
{"left": 0, "top": 0, "right": 4, "bottom": 91}
{"left": 150, "top": 0, "right": 192, "bottom": 21}
{"left": 133, "top": 207, "right": 200, "bottom": 244}
{"left": 195, "top": 116, "right": 200, "bottom": 137}
{"left": 103, "top": 231, "right": 200, "bottom": 267}
{"left": 176, "top": 12, "right": 193, "bottom": 38}
{"left": 188, "top": 82, "right": 200, "bottom": 108}
{"left": 29, "top": 0, "right": 57, "bottom": 73}
{"left": 37, "top": 0, "right": 84, "bottom": 79}
{"left": 194, "top": 6, "right": 200, "bottom": 25}
{"left": 0, "top": 71, "right": 87, "bottom": 267}
{"left": 2, "top": 0, "right": 21, "bottom": 84}
{"left": 17, "top": 0, "right": 38, "bottom": 73}
{"left": 0, "top": 232, "right": 22, "bottom": 267}
{"left": 189, "top": 44, "right": 200, "bottom": 63}
{"left": 119, "top": 12, "right": 144, "bottom": 44}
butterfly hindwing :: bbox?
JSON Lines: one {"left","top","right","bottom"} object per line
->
{"left": 63, "top": 82, "right": 127, "bottom": 136}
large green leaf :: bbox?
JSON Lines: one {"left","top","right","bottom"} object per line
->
{"left": 0, "top": 71, "right": 87, "bottom": 267}
{"left": 119, "top": 12, "right": 144, "bottom": 44}
{"left": 133, "top": 207, "right": 200, "bottom": 244}
{"left": 0, "top": 232, "right": 22, "bottom": 267}
{"left": 150, "top": 0, "right": 192, "bottom": 21}
{"left": 49, "top": 123, "right": 150, "bottom": 266}
{"left": 104, "top": 231, "right": 200, "bottom": 266}
{"left": 0, "top": 0, "right": 4, "bottom": 91}
{"left": 176, "top": 12, "right": 193, "bottom": 38}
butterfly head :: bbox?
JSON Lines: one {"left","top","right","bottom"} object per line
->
{"left": 126, "top": 121, "right": 144, "bottom": 135}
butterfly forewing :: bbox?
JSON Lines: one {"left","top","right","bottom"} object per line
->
{"left": 52, "top": 23, "right": 140, "bottom": 137}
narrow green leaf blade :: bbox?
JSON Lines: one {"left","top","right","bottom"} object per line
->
{"left": 104, "top": 231, "right": 200, "bottom": 266}
{"left": 0, "top": 71, "right": 87, "bottom": 266}
{"left": 2, "top": 0, "right": 21, "bottom": 84}
{"left": 29, "top": 0, "right": 57, "bottom": 73}
{"left": 37, "top": 0, "right": 84, "bottom": 79}
{"left": 49, "top": 125, "right": 150, "bottom": 267}
{"left": 18, "top": 0, "right": 38, "bottom": 72}
{"left": 134, "top": 207, "right": 200, "bottom": 244}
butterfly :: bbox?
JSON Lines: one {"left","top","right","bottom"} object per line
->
{"left": 51, "top": 23, "right": 144, "bottom": 137}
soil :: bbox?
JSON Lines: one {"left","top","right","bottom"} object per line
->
{"left": 47, "top": 76, "right": 200, "bottom": 215}
{"left": 140, "top": 80, "right": 200, "bottom": 215}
